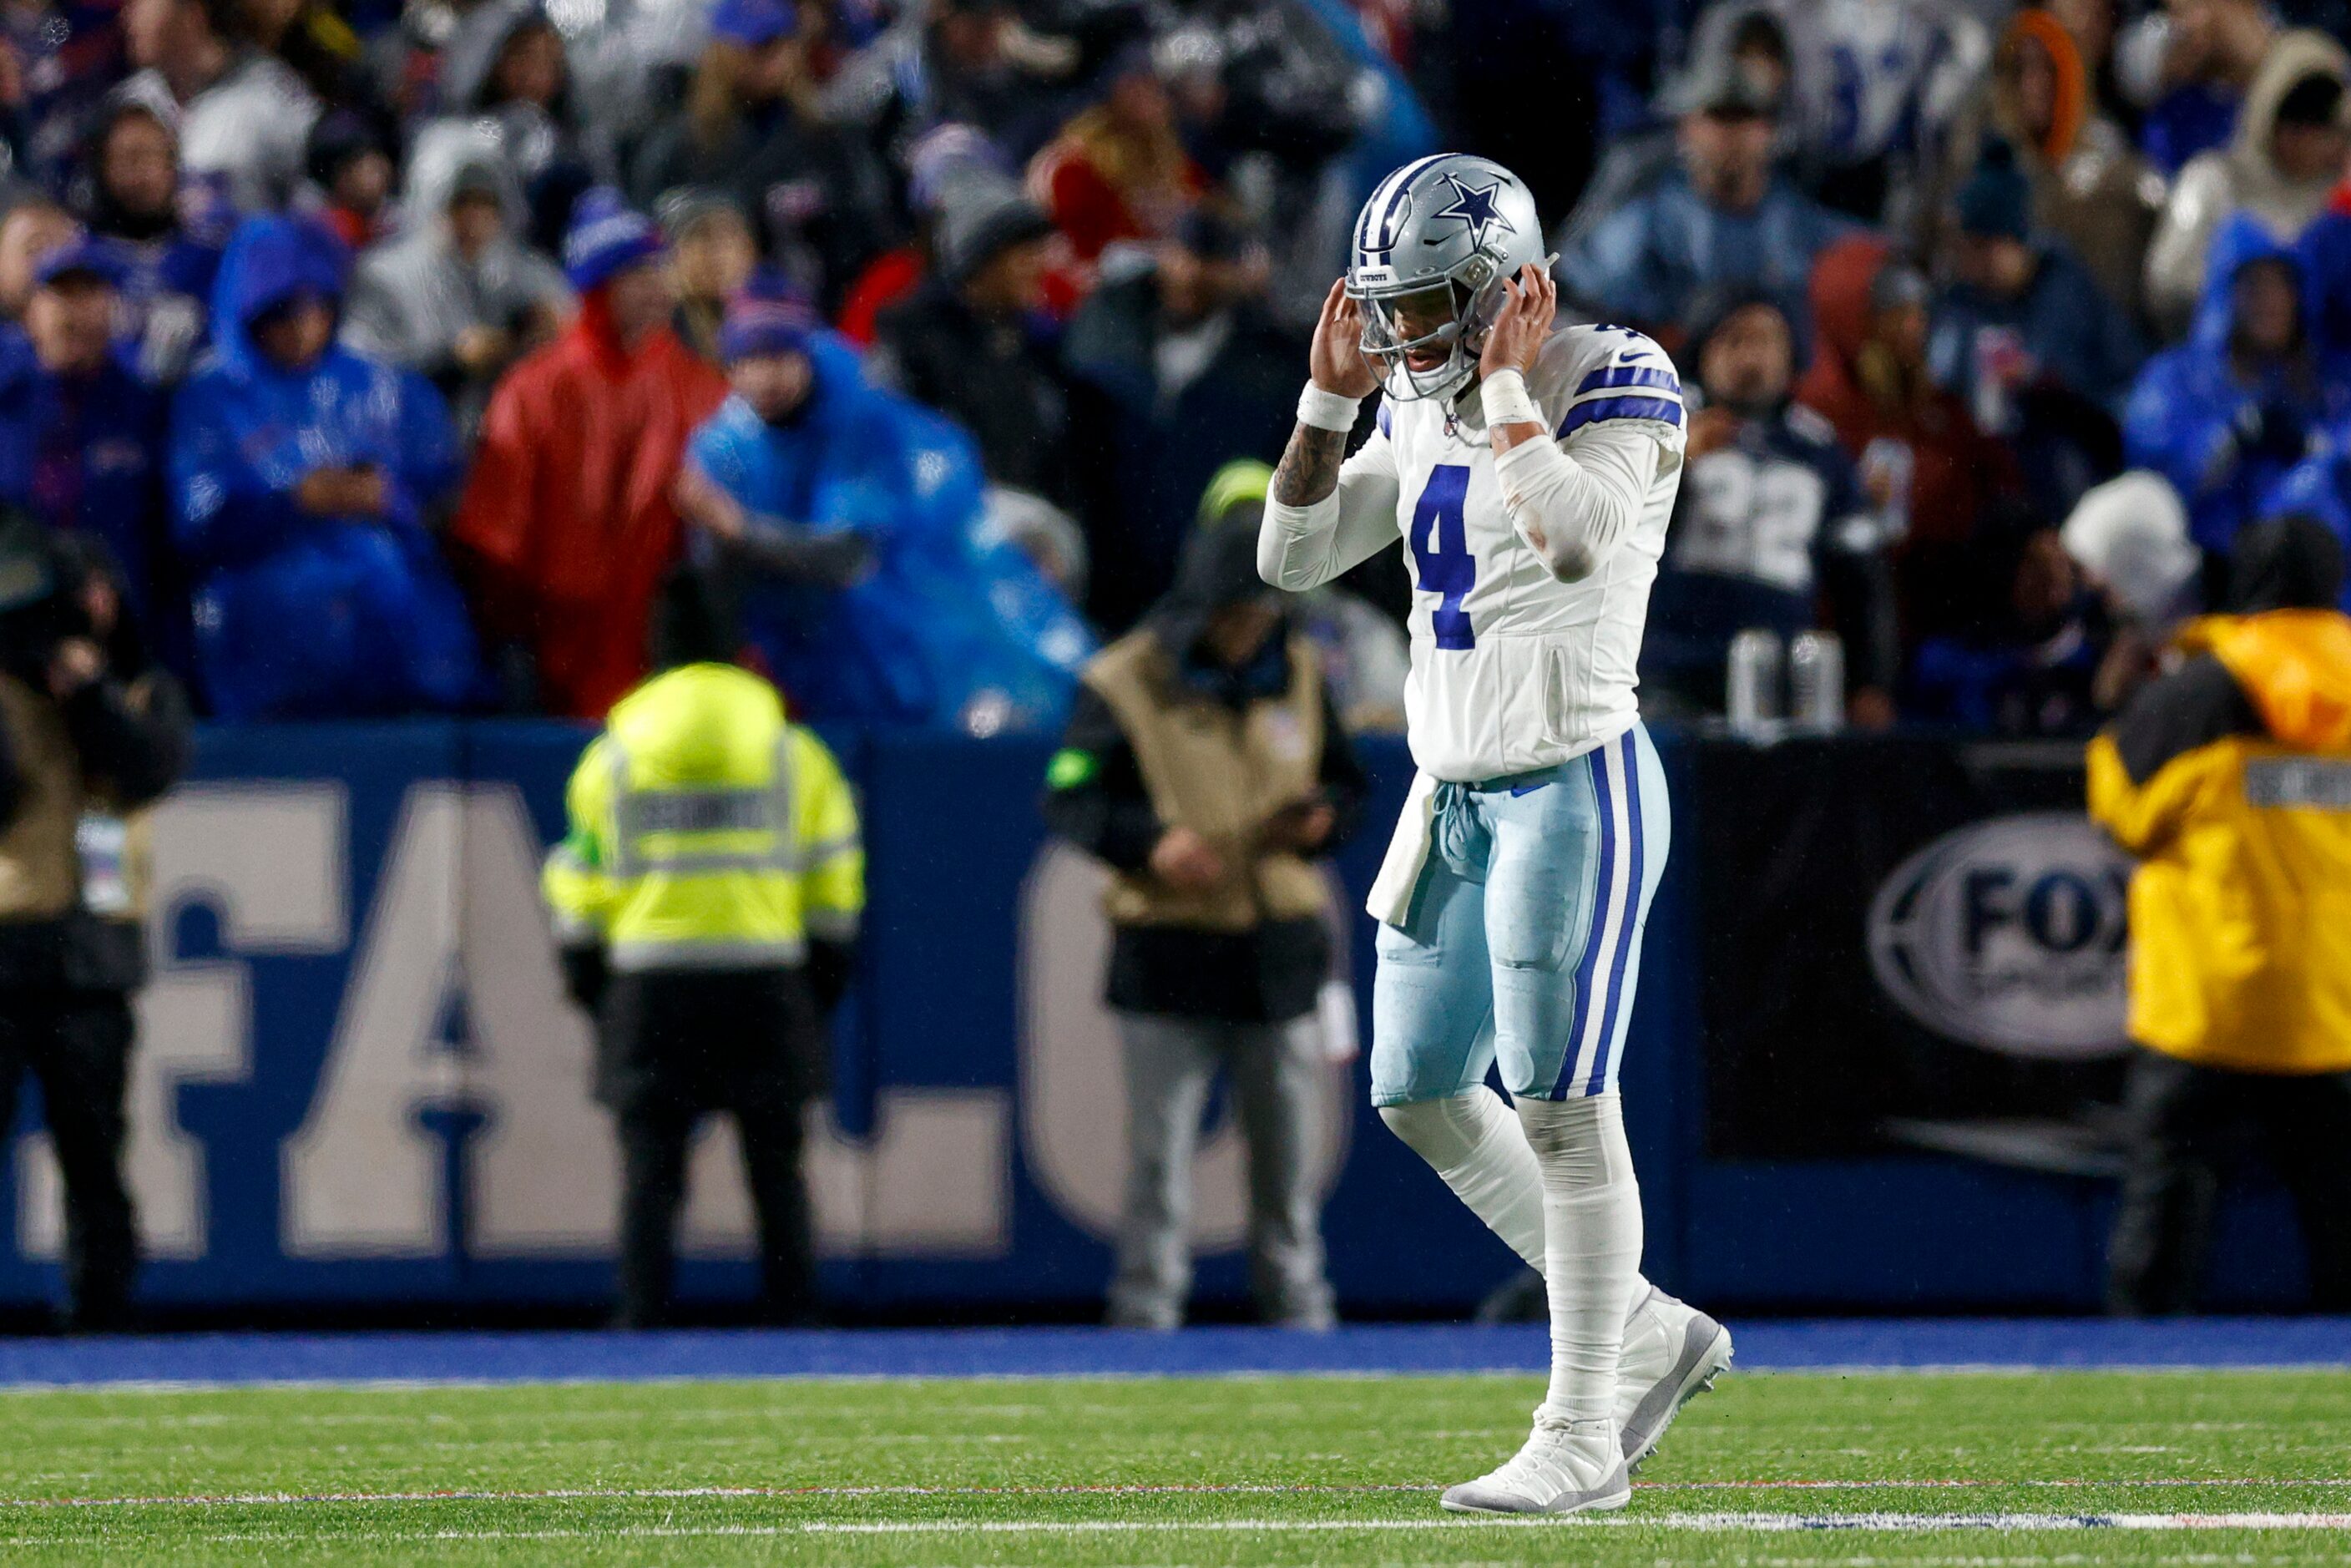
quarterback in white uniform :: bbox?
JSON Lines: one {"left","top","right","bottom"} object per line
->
{"left": 1259, "top": 154, "right": 1732, "bottom": 1515}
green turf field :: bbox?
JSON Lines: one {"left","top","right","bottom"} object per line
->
{"left": 3, "top": 1368, "right": 2348, "bottom": 1564}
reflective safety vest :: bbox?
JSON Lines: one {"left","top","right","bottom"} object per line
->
{"left": 543, "top": 663, "right": 862, "bottom": 971}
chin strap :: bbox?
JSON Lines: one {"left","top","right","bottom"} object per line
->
{"left": 1440, "top": 372, "right": 1483, "bottom": 438}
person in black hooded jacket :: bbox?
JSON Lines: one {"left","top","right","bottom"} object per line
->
{"left": 1040, "top": 504, "right": 1363, "bottom": 1331}
{"left": 0, "top": 523, "right": 189, "bottom": 1330}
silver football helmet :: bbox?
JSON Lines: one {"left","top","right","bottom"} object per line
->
{"left": 1347, "top": 153, "right": 1545, "bottom": 402}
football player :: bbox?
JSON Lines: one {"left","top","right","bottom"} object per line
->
{"left": 1258, "top": 154, "right": 1732, "bottom": 1515}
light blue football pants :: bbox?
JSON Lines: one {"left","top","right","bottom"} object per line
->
{"left": 1371, "top": 722, "right": 1671, "bottom": 1106}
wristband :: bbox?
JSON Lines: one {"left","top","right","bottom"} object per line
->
{"left": 1481, "top": 368, "right": 1541, "bottom": 430}
{"left": 1297, "top": 382, "right": 1363, "bottom": 432}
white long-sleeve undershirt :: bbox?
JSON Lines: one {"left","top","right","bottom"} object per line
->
{"left": 1493, "top": 417, "right": 1668, "bottom": 583}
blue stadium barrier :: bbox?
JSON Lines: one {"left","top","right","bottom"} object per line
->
{"left": 1, "top": 1318, "right": 2344, "bottom": 1387}
{"left": 0, "top": 722, "right": 2310, "bottom": 1318}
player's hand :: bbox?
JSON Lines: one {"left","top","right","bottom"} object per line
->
{"left": 1479, "top": 263, "right": 1555, "bottom": 383}
{"left": 1149, "top": 827, "right": 1226, "bottom": 891}
{"left": 1309, "top": 278, "right": 1378, "bottom": 399}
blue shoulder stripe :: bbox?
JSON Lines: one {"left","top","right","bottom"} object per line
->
{"left": 1575, "top": 365, "right": 1681, "bottom": 397}
{"left": 1559, "top": 395, "right": 1685, "bottom": 435}
{"left": 1377, "top": 400, "right": 1392, "bottom": 436}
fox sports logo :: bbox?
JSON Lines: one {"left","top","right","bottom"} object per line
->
{"left": 1864, "top": 812, "right": 2132, "bottom": 1060}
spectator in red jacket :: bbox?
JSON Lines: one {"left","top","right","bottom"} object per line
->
{"left": 1027, "top": 43, "right": 1200, "bottom": 268}
{"left": 452, "top": 189, "right": 727, "bottom": 717}
{"left": 1795, "top": 234, "right": 2022, "bottom": 642}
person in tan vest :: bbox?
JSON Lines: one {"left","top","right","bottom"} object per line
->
{"left": 1041, "top": 497, "right": 1365, "bottom": 1330}
{"left": 0, "top": 524, "right": 189, "bottom": 1330}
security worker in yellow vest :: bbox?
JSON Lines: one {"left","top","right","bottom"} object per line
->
{"left": 0, "top": 524, "right": 189, "bottom": 1331}
{"left": 2088, "top": 515, "right": 2351, "bottom": 1313}
{"left": 544, "top": 574, "right": 862, "bottom": 1327}
{"left": 1041, "top": 479, "right": 1365, "bottom": 1329}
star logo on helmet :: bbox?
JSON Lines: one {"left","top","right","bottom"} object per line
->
{"left": 1429, "top": 173, "right": 1514, "bottom": 250}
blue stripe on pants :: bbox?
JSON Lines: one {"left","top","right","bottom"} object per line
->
{"left": 1552, "top": 742, "right": 1618, "bottom": 1097}
{"left": 1583, "top": 731, "right": 1646, "bottom": 1096}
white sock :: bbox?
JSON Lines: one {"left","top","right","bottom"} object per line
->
{"left": 1517, "top": 1094, "right": 1643, "bottom": 1425}
{"left": 1379, "top": 1089, "right": 1546, "bottom": 1269}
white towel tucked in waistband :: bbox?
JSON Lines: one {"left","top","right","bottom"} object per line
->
{"left": 1366, "top": 770, "right": 1438, "bottom": 928}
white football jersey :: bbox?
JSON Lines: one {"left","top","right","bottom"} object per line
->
{"left": 1342, "top": 324, "right": 1686, "bottom": 781}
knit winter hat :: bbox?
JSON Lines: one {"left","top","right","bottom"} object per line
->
{"left": 563, "top": 186, "right": 665, "bottom": 291}
{"left": 1196, "top": 458, "right": 1272, "bottom": 529}
{"left": 933, "top": 175, "right": 1055, "bottom": 286}
{"left": 719, "top": 271, "right": 817, "bottom": 362}
{"left": 1956, "top": 146, "right": 2032, "bottom": 241}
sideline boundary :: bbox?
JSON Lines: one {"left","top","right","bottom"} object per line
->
{"left": 0, "top": 1319, "right": 2345, "bottom": 1388}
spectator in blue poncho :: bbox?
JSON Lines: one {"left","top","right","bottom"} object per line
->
{"left": 676, "top": 276, "right": 1091, "bottom": 732}
{"left": 2249, "top": 417, "right": 2351, "bottom": 611}
{"left": 166, "top": 215, "right": 482, "bottom": 719}
{"left": 2125, "top": 215, "right": 2351, "bottom": 567}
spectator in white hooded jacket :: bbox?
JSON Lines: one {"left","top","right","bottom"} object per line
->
{"left": 2145, "top": 29, "right": 2351, "bottom": 336}
{"left": 342, "top": 121, "right": 572, "bottom": 443}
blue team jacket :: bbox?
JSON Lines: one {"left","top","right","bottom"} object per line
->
{"left": 0, "top": 329, "right": 188, "bottom": 671}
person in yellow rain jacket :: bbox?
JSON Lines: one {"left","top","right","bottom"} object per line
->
{"left": 544, "top": 573, "right": 862, "bottom": 1327}
{"left": 2087, "top": 514, "right": 2351, "bottom": 1314}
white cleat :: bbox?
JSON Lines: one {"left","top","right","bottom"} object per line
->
{"left": 1439, "top": 1409, "right": 1631, "bottom": 1516}
{"left": 1615, "top": 1285, "right": 1732, "bottom": 1472}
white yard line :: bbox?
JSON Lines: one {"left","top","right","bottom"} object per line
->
{"left": 8, "top": 1513, "right": 2351, "bottom": 1546}
{"left": 9, "top": 1478, "right": 2351, "bottom": 1510}
{"left": 783, "top": 1515, "right": 2351, "bottom": 1534}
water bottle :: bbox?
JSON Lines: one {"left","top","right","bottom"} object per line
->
{"left": 1789, "top": 630, "right": 1845, "bottom": 733}
{"left": 1726, "top": 628, "right": 1782, "bottom": 736}
{"left": 1858, "top": 437, "right": 1914, "bottom": 544}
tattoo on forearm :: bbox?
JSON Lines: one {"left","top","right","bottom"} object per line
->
{"left": 1272, "top": 422, "right": 1347, "bottom": 507}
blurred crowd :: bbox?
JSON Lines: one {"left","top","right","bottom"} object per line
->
{"left": 0, "top": 0, "right": 1433, "bottom": 730}
{"left": 0, "top": 0, "right": 2346, "bottom": 736}
{"left": 1570, "top": 0, "right": 2351, "bottom": 735}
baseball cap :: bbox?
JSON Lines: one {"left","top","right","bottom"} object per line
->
{"left": 1665, "top": 41, "right": 1785, "bottom": 119}
{"left": 33, "top": 233, "right": 128, "bottom": 291}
